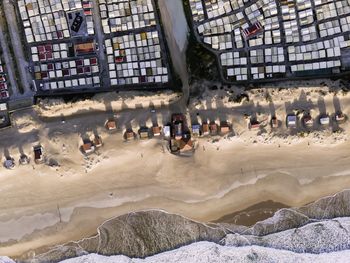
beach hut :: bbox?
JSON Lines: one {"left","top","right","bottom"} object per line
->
{"left": 152, "top": 126, "right": 162, "bottom": 136}
{"left": 287, "top": 115, "right": 297, "bottom": 128}
{"left": 250, "top": 119, "right": 260, "bottom": 130}
{"left": 152, "top": 126, "right": 161, "bottom": 136}
{"left": 319, "top": 114, "right": 330, "bottom": 125}
{"left": 82, "top": 140, "right": 95, "bottom": 155}
{"left": 335, "top": 112, "right": 346, "bottom": 123}
{"left": 19, "top": 154, "right": 30, "bottom": 165}
{"left": 139, "top": 127, "right": 150, "bottom": 139}
{"left": 209, "top": 122, "right": 218, "bottom": 135}
{"left": 125, "top": 129, "right": 136, "bottom": 141}
{"left": 33, "top": 145, "right": 44, "bottom": 164}
{"left": 4, "top": 157, "right": 15, "bottom": 169}
{"left": 220, "top": 121, "right": 230, "bottom": 135}
{"left": 303, "top": 114, "right": 313, "bottom": 127}
{"left": 202, "top": 123, "right": 209, "bottom": 136}
{"left": 163, "top": 125, "right": 171, "bottom": 138}
{"left": 271, "top": 116, "right": 279, "bottom": 128}
{"left": 192, "top": 124, "right": 201, "bottom": 137}
{"left": 105, "top": 119, "right": 117, "bottom": 130}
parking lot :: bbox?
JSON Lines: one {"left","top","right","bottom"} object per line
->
{"left": 15, "top": 0, "right": 172, "bottom": 94}
{"left": 188, "top": 0, "right": 350, "bottom": 83}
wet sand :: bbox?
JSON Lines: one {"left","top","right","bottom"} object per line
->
{"left": 214, "top": 200, "right": 289, "bottom": 226}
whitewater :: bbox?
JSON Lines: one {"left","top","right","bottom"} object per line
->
{"left": 1, "top": 243, "right": 349, "bottom": 263}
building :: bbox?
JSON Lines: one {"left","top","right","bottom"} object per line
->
{"left": 105, "top": 119, "right": 117, "bottom": 130}
{"left": 163, "top": 125, "right": 171, "bottom": 138}
{"left": 287, "top": 115, "right": 297, "bottom": 128}
{"left": 319, "top": 114, "right": 330, "bottom": 125}
{"left": 139, "top": 127, "right": 150, "bottom": 139}
{"left": 209, "top": 122, "right": 218, "bottom": 135}
{"left": 335, "top": 112, "right": 346, "bottom": 123}
{"left": 220, "top": 121, "right": 230, "bottom": 135}
{"left": 250, "top": 119, "right": 260, "bottom": 130}
{"left": 125, "top": 129, "right": 136, "bottom": 140}
{"left": 202, "top": 123, "right": 209, "bottom": 136}
{"left": 74, "top": 41, "right": 95, "bottom": 56}
{"left": 33, "top": 145, "right": 44, "bottom": 164}
{"left": 303, "top": 114, "right": 313, "bottom": 127}
{"left": 82, "top": 140, "right": 95, "bottom": 154}
{"left": 271, "top": 116, "right": 279, "bottom": 128}
{"left": 19, "top": 154, "right": 30, "bottom": 165}
{"left": 4, "top": 157, "right": 15, "bottom": 169}
{"left": 192, "top": 124, "right": 201, "bottom": 137}
{"left": 152, "top": 126, "right": 161, "bottom": 136}
{"left": 242, "top": 22, "right": 263, "bottom": 39}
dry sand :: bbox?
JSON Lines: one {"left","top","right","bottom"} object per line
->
{"left": 1, "top": 82, "right": 350, "bottom": 258}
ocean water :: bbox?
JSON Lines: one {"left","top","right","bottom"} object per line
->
{"left": 56, "top": 243, "right": 350, "bottom": 263}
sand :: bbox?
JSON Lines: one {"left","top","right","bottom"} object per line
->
{"left": 0, "top": 82, "right": 350, "bottom": 258}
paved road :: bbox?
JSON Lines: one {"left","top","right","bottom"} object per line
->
{"left": 3, "top": 0, "right": 32, "bottom": 94}
{"left": 158, "top": 0, "right": 190, "bottom": 113}
{"left": 0, "top": 9, "right": 19, "bottom": 97}
{"left": 91, "top": 0, "right": 110, "bottom": 87}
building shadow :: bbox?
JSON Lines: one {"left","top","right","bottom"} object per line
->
{"left": 317, "top": 96, "right": 327, "bottom": 115}
{"left": 18, "top": 145, "right": 25, "bottom": 155}
{"left": 151, "top": 112, "right": 158, "bottom": 127}
{"left": 291, "top": 90, "right": 314, "bottom": 114}
{"left": 4, "top": 148, "right": 10, "bottom": 159}
{"left": 104, "top": 98, "right": 113, "bottom": 114}
{"left": 121, "top": 99, "right": 129, "bottom": 111}
{"left": 333, "top": 95, "right": 342, "bottom": 113}
{"left": 269, "top": 101, "right": 276, "bottom": 117}
{"left": 284, "top": 101, "right": 293, "bottom": 115}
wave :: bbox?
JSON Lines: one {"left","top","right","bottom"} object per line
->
{"left": 9, "top": 243, "right": 350, "bottom": 263}
{"left": 14, "top": 189, "right": 350, "bottom": 263}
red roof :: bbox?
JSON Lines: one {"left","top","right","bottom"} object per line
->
{"left": 39, "top": 54, "right": 46, "bottom": 61}
{"left": 84, "top": 66, "right": 91, "bottom": 73}
{"left": 0, "top": 91, "right": 9, "bottom": 98}
{"left": 47, "top": 63, "right": 54, "bottom": 70}
{"left": 90, "top": 58, "right": 97, "bottom": 65}
{"left": 38, "top": 46, "right": 45, "bottom": 53}
{"left": 76, "top": 59, "right": 83, "bottom": 66}
{"left": 77, "top": 67, "right": 84, "bottom": 74}
{"left": 45, "top": 44, "right": 52, "bottom": 51}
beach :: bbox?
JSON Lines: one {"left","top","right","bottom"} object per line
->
{"left": 0, "top": 81, "right": 350, "bottom": 258}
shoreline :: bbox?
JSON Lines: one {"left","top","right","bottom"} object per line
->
{"left": 213, "top": 200, "right": 289, "bottom": 226}
{"left": 4, "top": 162, "right": 350, "bottom": 258}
